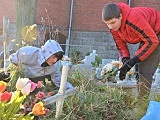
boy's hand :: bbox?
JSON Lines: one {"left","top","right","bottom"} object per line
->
{"left": 119, "top": 63, "right": 132, "bottom": 80}
{"left": 119, "top": 56, "right": 141, "bottom": 80}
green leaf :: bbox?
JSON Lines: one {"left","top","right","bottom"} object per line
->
{"left": 1, "top": 91, "right": 26, "bottom": 119}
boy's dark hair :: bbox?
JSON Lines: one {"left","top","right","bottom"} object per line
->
{"left": 54, "top": 51, "right": 64, "bottom": 61}
{"left": 102, "top": 3, "right": 121, "bottom": 21}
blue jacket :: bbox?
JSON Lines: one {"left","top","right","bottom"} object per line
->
{"left": 9, "top": 40, "right": 73, "bottom": 89}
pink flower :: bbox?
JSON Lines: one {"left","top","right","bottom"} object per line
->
{"left": 16, "top": 78, "right": 37, "bottom": 95}
{"left": 28, "top": 80, "right": 37, "bottom": 92}
{"left": 45, "top": 108, "right": 50, "bottom": 114}
{"left": 36, "top": 92, "right": 45, "bottom": 99}
{"left": 37, "top": 81, "right": 43, "bottom": 88}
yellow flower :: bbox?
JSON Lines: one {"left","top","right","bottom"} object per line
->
{"left": 0, "top": 81, "right": 7, "bottom": 93}
{"left": 32, "top": 102, "right": 46, "bottom": 115}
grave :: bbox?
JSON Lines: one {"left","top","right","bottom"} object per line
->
{"left": 84, "top": 50, "right": 97, "bottom": 66}
{"left": 95, "top": 78, "right": 138, "bottom": 95}
{"left": 101, "top": 58, "right": 116, "bottom": 66}
{"left": 95, "top": 68, "right": 160, "bottom": 97}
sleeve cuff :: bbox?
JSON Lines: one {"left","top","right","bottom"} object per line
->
{"left": 122, "top": 57, "right": 130, "bottom": 64}
{"left": 133, "top": 56, "right": 141, "bottom": 63}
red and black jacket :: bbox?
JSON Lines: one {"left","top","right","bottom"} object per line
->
{"left": 111, "top": 3, "right": 160, "bottom": 61}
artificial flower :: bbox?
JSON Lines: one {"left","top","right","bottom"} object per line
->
{"left": 37, "top": 81, "right": 43, "bottom": 88}
{"left": 32, "top": 102, "right": 46, "bottom": 115}
{"left": 36, "top": 91, "right": 45, "bottom": 99}
{"left": 21, "top": 83, "right": 31, "bottom": 95}
{"left": 16, "top": 78, "right": 29, "bottom": 90}
{"left": 127, "top": 67, "right": 136, "bottom": 80}
{"left": 0, "top": 91, "right": 12, "bottom": 103}
{"left": 16, "top": 78, "right": 37, "bottom": 95}
{"left": 0, "top": 81, "right": 7, "bottom": 93}
{"left": 28, "top": 80, "right": 37, "bottom": 92}
{"left": 45, "top": 108, "right": 50, "bottom": 114}
{"left": 101, "top": 60, "right": 121, "bottom": 76}
{"left": 101, "top": 60, "right": 121, "bottom": 83}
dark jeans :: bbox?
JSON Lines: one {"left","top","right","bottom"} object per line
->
{"left": 138, "top": 33, "right": 160, "bottom": 81}
{"left": 136, "top": 33, "right": 160, "bottom": 96}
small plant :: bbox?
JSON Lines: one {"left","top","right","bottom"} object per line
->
{"left": 6, "top": 63, "right": 25, "bottom": 91}
{"left": 91, "top": 55, "right": 102, "bottom": 68}
{"left": 59, "top": 85, "right": 138, "bottom": 120}
{"left": 70, "top": 51, "right": 83, "bottom": 65}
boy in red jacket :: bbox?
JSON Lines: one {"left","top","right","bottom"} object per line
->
{"left": 102, "top": 3, "right": 160, "bottom": 98}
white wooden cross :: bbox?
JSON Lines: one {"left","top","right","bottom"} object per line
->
{"left": 43, "top": 60, "right": 79, "bottom": 118}
{"left": 3, "top": 17, "right": 10, "bottom": 74}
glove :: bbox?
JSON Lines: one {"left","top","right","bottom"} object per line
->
{"left": 119, "top": 56, "right": 141, "bottom": 80}
{"left": 122, "top": 57, "right": 130, "bottom": 64}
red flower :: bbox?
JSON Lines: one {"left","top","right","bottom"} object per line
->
{"left": 0, "top": 91, "right": 12, "bottom": 103}
{"left": 36, "top": 92, "right": 45, "bottom": 99}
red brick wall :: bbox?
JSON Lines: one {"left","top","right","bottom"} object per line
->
{"left": 0, "top": 0, "right": 160, "bottom": 33}
{"left": 72, "top": 0, "right": 128, "bottom": 32}
{"left": 35, "top": 0, "right": 128, "bottom": 34}
{"left": 0, "top": 0, "right": 16, "bottom": 29}
{"left": 131, "top": 0, "right": 160, "bottom": 9}
{"left": 36, "top": 0, "right": 71, "bottom": 36}
{"left": 35, "top": 0, "right": 160, "bottom": 33}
